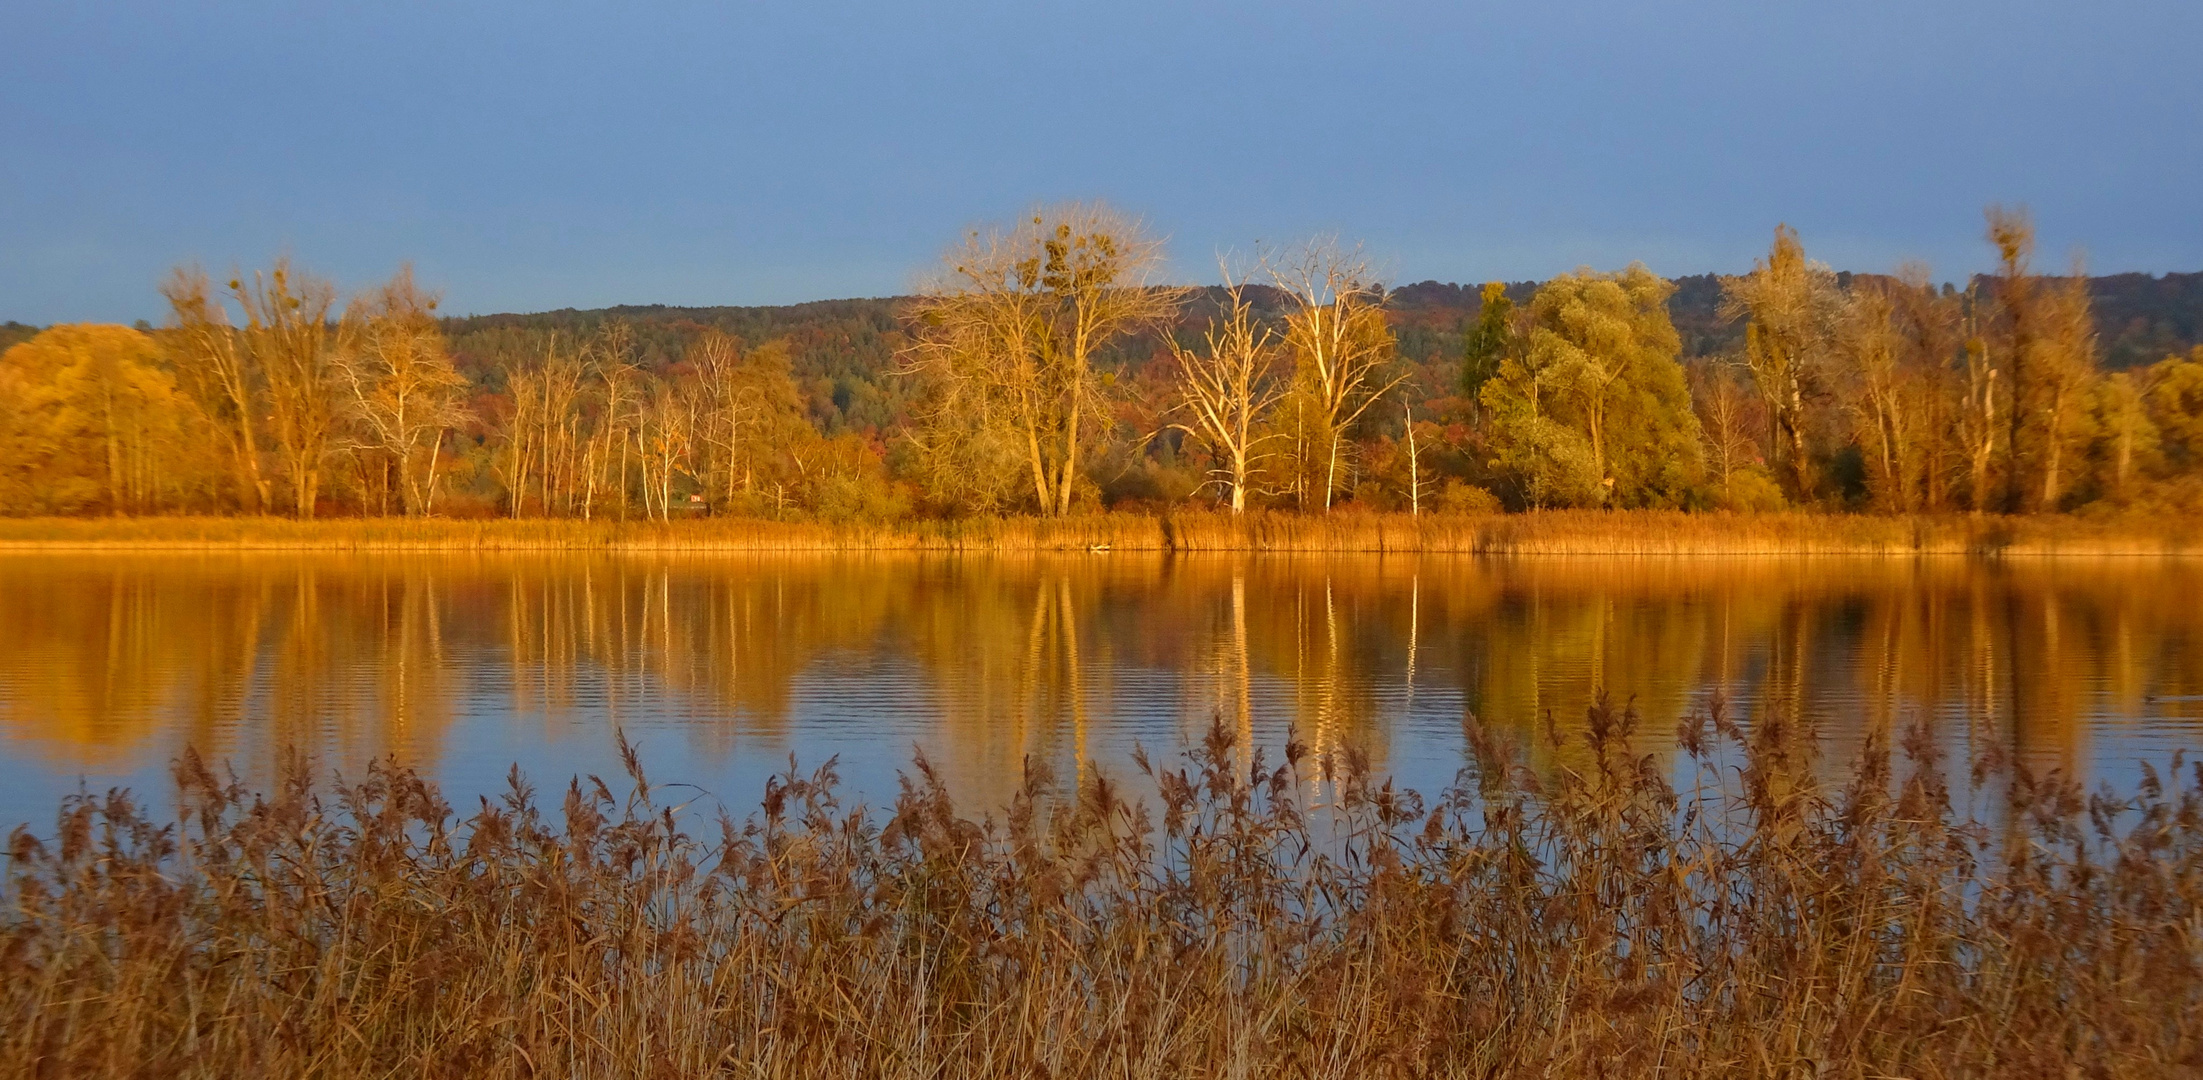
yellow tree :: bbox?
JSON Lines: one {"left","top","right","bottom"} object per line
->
{"left": 161, "top": 267, "right": 270, "bottom": 512}
{"left": 1836, "top": 280, "right": 1913, "bottom": 510}
{"left": 904, "top": 203, "right": 1185, "bottom": 517}
{"left": 2145, "top": 348, "right": 2203, "bottom": 474}
{"left": 636, "top": 379, "right": 696, "bottom": 521}
{"left": 690, "top": 333, "right": 807, "bottom": 508}
{"left": 233, "top": 260, "right": 340, "bottom": 517}
{"left": 1516, "top": 265, "right": 1702, "bottom": 506}
{"left": 332, "top": 267, "right": 472, "bottom": 516}
{"left": 0, "top": 325, "right": 192, "bottom": 514}
{"left": 1886, "top": 269, "right": 1967, "bottom": 512}
{"left": 1721, "top": 225, "right": 1840, "bottom": 501}
{"left": 2030, "top": 267, "right": 2098, "bottom": 510}
{"left": 1690, "top": 359, "right": 1769, "bottom": 509}
{"left": 2090, "top": 371, "right": 2156, "bottom": 501}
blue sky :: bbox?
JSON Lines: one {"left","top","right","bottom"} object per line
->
{"left": 5, "top": 0, "right": 2199, "bottom": 322}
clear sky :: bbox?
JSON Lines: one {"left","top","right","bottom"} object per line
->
{"left": 5, "top": 0, "right": 2200, "bottom": 323}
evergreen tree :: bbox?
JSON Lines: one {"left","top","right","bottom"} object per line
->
{"left": 1461, "top": 281, "right": 1513, "bottom": 402}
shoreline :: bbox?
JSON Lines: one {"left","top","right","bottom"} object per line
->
{"left": 0, "top": 510, "right": 2194, "bottom": 556}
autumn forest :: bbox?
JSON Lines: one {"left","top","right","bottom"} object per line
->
{"left": 5, "top": 203, "right": 2203, "bottom": 524}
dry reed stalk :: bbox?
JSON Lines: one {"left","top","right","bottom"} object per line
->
{"left": 8, "top": 703, "right": 2203, "bottom": 1078}
{"left": 0, "top": 510, "right": 2198, "bottom": 556}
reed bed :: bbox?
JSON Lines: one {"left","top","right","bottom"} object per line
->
{"left": 8, "top": 703, "right": 2203, "bottom": 1078}
{"left": 1165, "top": 508, "right": 2203, "bottom": 555}
{"left": 1, "top": 509, "right": 2198, "bottom": 555}
{"left": 0, "top": 514, "right": 1168, "bottom": 553}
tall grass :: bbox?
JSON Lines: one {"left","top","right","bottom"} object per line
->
{"left": 0, "top": 514, "right": 1168, "bottom": 552}
{"left": 1163, "top": 508, "right": 2203, "bottom": 555}
{"left": 2, "top": 508, "right": 2198, "bottom": 554}
{"left": 8, "top": 702, "right": 2203, "bottom": 1078}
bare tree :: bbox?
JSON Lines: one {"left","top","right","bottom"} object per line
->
{"left": 584, "top": 322, "right": 641, "bottom": 521}
{"left": 1402, "top": 395, "right": 1427, "bottom": 516}
{"left": 1959, "top": 291, "right": 2000, "bottom": 513}
{"left": 233, "top": 260, "right": 340, "bottom": 517}
{"left": 333, "top": 267, "right": 471, "bottom": 516}
{"left": 1165, "top": 273, "right": 1286, "bottom": 513}
{"left": 1721, "top": 225, "right": 1840, "bottom": 501}
{"left": 1269, "top": 239, "right": 1403, "bottom": 511}
{"left": 688, "top": 330, "right": 747, "bottom": 506}
{"left": 904, "top": 203, "right": 1185, "bottom": 517}
{"left": 636, "top": 379, "right": 695, "bottom": 522}
{"left": 497, "top": 359, "right": 542, "bottom": 518}
{"left": 539, "top": 345, "right": 586, "bottom": 515}
{"left": 1692, "top": 359, "right": 1759, "bottom": 506}
{"left": 161, "top": 267, "right": 270, "bottom": 513}
{"left": 690, "top": 333, "right": 805, "bottom": 508}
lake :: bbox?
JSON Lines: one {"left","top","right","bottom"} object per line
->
{"left": 4, "top": 552, "right": 2202, "bottom": 832}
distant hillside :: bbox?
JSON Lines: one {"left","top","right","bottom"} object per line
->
{"left": 1390, "top": 271, "right": 2203, "bottom": 370}
{"left": 426, "top": 269, "right": 2201, "bottom": 434}
{"left": 443, "top": 299, "right": 911, "bottom": 433}
{"left": 2086, "top": 271, "right": 2203, "bottom": 369}
{"left": 0, "top": 322, "right": 40, "bottom": 353}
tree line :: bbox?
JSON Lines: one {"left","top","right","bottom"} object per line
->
{"left": 4, "top": 202, "right": 2201, "bottom": 519}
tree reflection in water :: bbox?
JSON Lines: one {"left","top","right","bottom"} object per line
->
{"left": 3, "top": 553, "right": 2201, "bottom": 819}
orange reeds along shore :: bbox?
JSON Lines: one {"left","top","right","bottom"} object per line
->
{"left": 0, "top": 509, "right": 2198, "bottom": 554}
{"left": 8, "top": 704, "right": 2203, "bottom": 1079}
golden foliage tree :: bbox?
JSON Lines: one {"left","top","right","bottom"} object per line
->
{"left": 161, "top": 268, "right": 270, "bottom": 513}
{"left": 0, "top": 325, "right": 195, "bottom": 515}
{"left": 904, "top": 203, "right": 1185, "bottom": 517}
{"left": 231, "top": 261, "right": 341, "bottom": 517}
{"left": 2028, "top": 268, "right": 2098, "bottom": 511}
{"left": 688, "top": 333, "right": 809, "bottom": 511}
{"left": 1721, "top": 225, "right": 1841, "bottom": 501}
{"left": 1833, "top": 266, "right": 1966, "bottom": 513}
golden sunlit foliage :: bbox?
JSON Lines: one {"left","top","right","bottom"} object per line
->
{"left": 4, "top": 206, "right": 2202, "bottom": 525}
{"left": 0, "top": 324, "right": 211, "bottom": 515}
{"left": 1482, "top": 264, "right": 1702, "bottom": 508}
{"left": 902, "top": 203, "right": 1186, "bottom": 516}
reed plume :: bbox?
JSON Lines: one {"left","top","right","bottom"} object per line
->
{"left": 6, "top": 703, "right": 2201, "bottom": 1078}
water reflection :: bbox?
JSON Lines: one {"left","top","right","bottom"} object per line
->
{"left": 3, "top": 553, "right": 2201, "bottom": 824}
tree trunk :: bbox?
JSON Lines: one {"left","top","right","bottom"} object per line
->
{"left": 294, "top": 461, "right": 318, "bottom": 518}
{"left": 1058, "top": 396, "right": 1081, "bottom": 518}
{"left": 2041, "top": 387, "right": 2068, "bottom": 511}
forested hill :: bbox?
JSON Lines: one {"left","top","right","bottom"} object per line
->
{"left": 2082, "top": 272, "right": 2203, "bottom": 369}
{"left": 1389, "top": 271, "right": 2203, "bottom": 371}
{"left": 434, "top": 270, "right": 2203, "bottom": 435}
{"left": 444, "top": 299, "right": 912, "bottom": 434}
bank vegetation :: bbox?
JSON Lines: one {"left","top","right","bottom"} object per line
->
{"left": 6, "top": 205, "right": 2203, "bottom": 534}
{"left": 0, "top": 508, "right": 2196, "bottom": 556}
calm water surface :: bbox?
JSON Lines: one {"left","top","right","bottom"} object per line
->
{"left": 3, "top": 553, "right": 2202, "bottom": 831}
